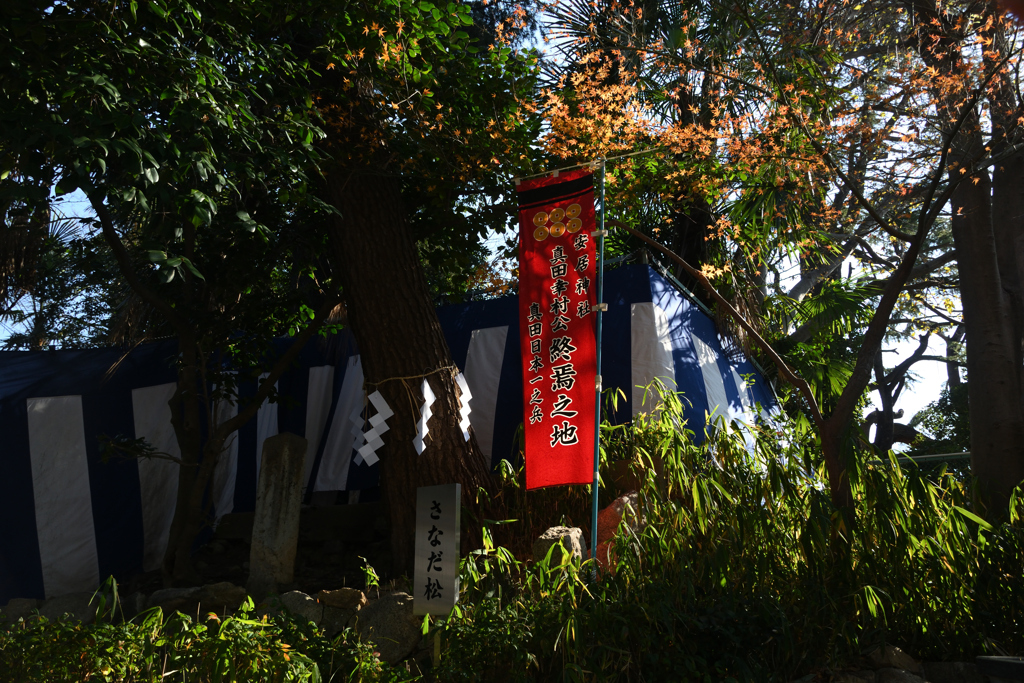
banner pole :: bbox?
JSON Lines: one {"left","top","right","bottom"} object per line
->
{"left": 590, "top": 158, "right": 606, "bottom": 564}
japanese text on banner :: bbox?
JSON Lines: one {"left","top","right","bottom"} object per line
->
{"left": 516, "top": 170, "right": 598, "bottom": 489}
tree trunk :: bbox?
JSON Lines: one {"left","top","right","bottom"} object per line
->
{"left": 909, "top": 0, "right": 1024, "bottom": 512}
{"left": 325, "top": 169, "right": 493, "bottom": 575}
{"left": 159, "top": 304, "right": 339, "bottom": 586}
{"left": 951, "top": 148, "right": 1024, "bottom": 510}
{"left": 988, "top": 19, "right": 1024, "bottom": 399}
{"left": 943, "top": 326, "right": 964, "bottom": 389}
{"left": 991, "top": 151, "right": 1024, "bottom": 377}
{"left": 872, "top": 351, "right": 896, "bottom": 455}
{"left": 820, "top": 422, "right": 854, "bottom": 510}
{"left": 162, "top": 336, "right": 205, "bottom": 586}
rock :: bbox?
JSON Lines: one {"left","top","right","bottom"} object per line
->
{"left": 975, "top": 657, "right": 1024, "bottom": 682}
{"left": 120, "top": 592, "right": 148, "bottom": 621}
{"left": 248, "top": 433, "right": 307, "bottom": 598}
{"left": 321, "top": 605, "right": 357, "bottom": 638}
{"left": 868, "top": 646, "right": 922, "bottom": 674}
{"left": 318, "top": 587, "right": 367, "bottom": 611}
{"left": 316, "top": 588, "right": 365, "bottom": 638}
{"left": 532, "top": 526, "right": 584, "bottom": 564}
{"left": 278, "top": 591, "right": 323, "bottom": 625}
{"left": 596, "top": 491, "right": 642, "bottom": 543}
{"left": 922, "top": 662, "right": 987, "bottom": 683}
{"left": 875, "top": 668, "right": 924, "bottom": 683}
{"left": 198, "top": 582, "right": 247, "bottom": 614}
{"left": 354, "top": 591, "right": 422, "bottom": 665}
{"left": 1, "top": 598, "right": 41, "bottom": 623}
{"left": 38, "top": 592, "right": 98, "bottom": 624}
{"left": 834, "top": 671, "right": 875, "bottom": 683}
{"left": 148, "top": 587, "right": 202, "bottom": 615}
{"left": 147, "top": 582, "right": 246, "bottom": 618}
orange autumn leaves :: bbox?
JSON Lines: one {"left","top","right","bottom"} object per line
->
{"left": 537, "top": 0, "right": 1023, "bottom": 277}
{"left": 537, "top": 8, "right": 839, "bottom": 243}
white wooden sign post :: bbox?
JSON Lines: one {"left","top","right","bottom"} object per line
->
{"left": 413, "top": 483, "right": 461, "bottom": 616}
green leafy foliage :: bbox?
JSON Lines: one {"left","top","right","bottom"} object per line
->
{"left": 1, "top": 210, "right": 120, "bottom": 349}
{"left": 0, "top": 586, "right": 419, "bottom": 682}
{"left": 437, "top": 386, "right": 1022, "bottom": 680}
{"left": 0, "top": 0, "right": 331, "bottom": 351}
{"left": 0, "top": 596, "right": 322, "bottom": 682}
{"left": 909, "top": 384, "right": 971, "bottom": 456}
{"left": 1, "top": 0, "right": 342, "bottom": 578}
{"left": 2, "top": 1, "right": 322, "bottom": 234}
{"left": 291, "top": 0, "right": 542, "bottom": 301}
{"left": 0, "top": 0, "right": 543, "bottom": 583}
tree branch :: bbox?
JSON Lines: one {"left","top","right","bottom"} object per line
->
{"left": 605, "top": 218, "right": 825, "bottom": 427}
{"left": 777, "top": 253, "right": 955, "bottom": 352}
{"left": 88, "top": 194, "right": 188, "bottom": 331}
{"left": 214, "top": 294, "right": 342, "bottom": 438}
{"left": 787, "top": 235, "right": 859, "bottom": 300}
{"left": 841, "top": 38, "right": 913, "bottom": 61}
{"left": 872, "top": 333, "right": 930, "bottom": 389}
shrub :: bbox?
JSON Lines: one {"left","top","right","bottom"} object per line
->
{"left": 0, "top": 589, "right": 410, "bottom": 683}
{"left": 433, "top": 386, "right": 1023, "bottom": 681}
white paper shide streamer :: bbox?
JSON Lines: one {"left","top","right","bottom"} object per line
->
{"left": 351, "top": 390, "right": 393, "bottom": 466}
{"left": 455, "top": 372, "right": 472, "bottom": 441}
{"left": 413, "top": 378, "right": 436, "bottom": 455}
{"left": 348, "top": 400, "right": 367, "bottom": 464}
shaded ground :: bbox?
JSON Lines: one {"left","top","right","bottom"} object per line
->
{"left": 120, "top": 502, "right": 391, "bottom": 596}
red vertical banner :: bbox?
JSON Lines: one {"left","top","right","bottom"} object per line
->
{"left": 516, "top": 169, "right": 598, "bottom": 489}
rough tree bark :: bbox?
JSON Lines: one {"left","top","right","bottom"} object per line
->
{"left": 982, "top": 12, "right": 1024, "bottom": 506}
{"left": 990, "top": 14, "right": 1024, "bottom": 381}
{"left": 325, "top": 169, "right": 493, "bottom": 574}
{"left": 159, "top": 303, "right": 338, "bottom": 586}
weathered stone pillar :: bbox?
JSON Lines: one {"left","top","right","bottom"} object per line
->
{"left": 247, "top": 433, "right": 307, "bottom": 598}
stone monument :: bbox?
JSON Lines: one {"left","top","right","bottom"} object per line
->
{"left": 247, "top": 432, "right": 307, "bottom": 597}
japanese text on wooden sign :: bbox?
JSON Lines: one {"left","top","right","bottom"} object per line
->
{"left": 516, "top": 170, "right": 598, "bottom": 489}
{"left": 413, "top": 483, "right": 461, "bottom": 615}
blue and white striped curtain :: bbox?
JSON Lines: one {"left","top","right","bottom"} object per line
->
{"left": 0, "top": 264, "right": 774, "bottom": 603}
